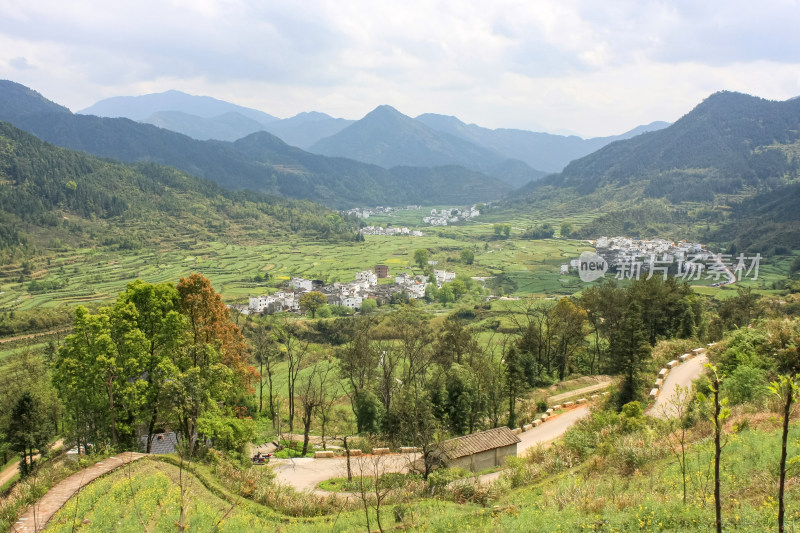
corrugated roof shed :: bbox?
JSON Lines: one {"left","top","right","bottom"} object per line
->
{"left": 443, "top": 427, "right": 520, "bottom": 459}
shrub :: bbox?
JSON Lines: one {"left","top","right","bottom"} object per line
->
{"left": 724, "top": 364, "right": 769, "bottom": 405}
{"left": 427, "top": 467, "right": 470, "bottom": 492}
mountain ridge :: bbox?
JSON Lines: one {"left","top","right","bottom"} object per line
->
{"left": 0, "top": 81, "right": 509, "bottom": 208}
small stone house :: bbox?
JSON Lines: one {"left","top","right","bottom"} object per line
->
{"left": 440, "top": 427, "right": 520, "bottom": 472}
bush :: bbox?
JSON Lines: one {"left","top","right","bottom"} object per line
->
{"left": 427, "top": 467, "right": 470, "bottom": 492}
{"left": 724, "top": 364, "right": 769, "bottom": 405}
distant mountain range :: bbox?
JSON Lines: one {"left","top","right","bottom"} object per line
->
{"left": 3, "top": 80, "right": 800, "bottom": 252}
{"left": 0, "top": 80, "right": 510, "bottom": 208}
{"left": 415, "top": 113, "right": 670, "bottom": 173}
{"left": 80, "top": 90, "right": 671, "bottom": 176}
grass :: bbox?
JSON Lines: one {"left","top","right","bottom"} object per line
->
{"left": 27, "top": 403, "right": 800, "bottom": 532}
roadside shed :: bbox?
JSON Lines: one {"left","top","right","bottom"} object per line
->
{"left": 441, "top": 427, "right": 521, "bottom": 472}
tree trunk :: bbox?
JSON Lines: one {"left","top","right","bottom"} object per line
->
{"left": 779, "top": 382, "right": 793, "bottom": 533}
{"left": 713, "top": 380, "right": 722, "bottom": 533}
{"left": 344, "top": 436, "right": 352, "bottom": 481}
{"left": 259, "top": 358, "right": 264, "bottom": 414}
{"left": 146, "top": 406, "right": 158, "bottom": 454}
{"left": 301, "top": 406, "right": 313, "bottom": 456}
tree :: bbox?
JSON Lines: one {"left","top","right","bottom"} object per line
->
{"left": 608, "top": 302, "right": 651, "bottom": 406}
{"left": 549, "top": 298, "right": 588, "bottom": 381}
{"left": 360, "top": 298, "right": 378, "bottom": 314}
{"left": 7, "top": 392, "right": 52, "bottom": 476}
{"left": 274, "top": 320, "right": 309, "bottom": 434}
{"left": 460, "top": 249, "right": 474, "bottom": 265}
{"left": 245, "top": 321, "right": 280, "bottom": 422}
{"left": 437, "top": 285, "right": 454, "bottom": 304}
{"left": 54, "top": 305, "right": 148, "bottom": 450}
{"left": 660, "top": 385, "right": 693, "bottom": 504}
{"left": 504, "top": 345, "right": 526, "bottom": 428}
{"left": 299, "top": 291, "right": 328, "bottom": 319}
{"left": 445, "top": 363, "right": 483, "bottom": 435}
{"left": 413, "top": 248, "right": 429, "bottom": 270}
{"left": 560, "top": 222, "right": 574, "bottom": 237}
{"left": 169, "top": 274, "right": 256, "bottom": 453}
{"left": 297, "top": 359, "right": 335, "bottom": 455}
{"left": 769, "top": 375, "right": 797, "bottom": 533}
{"left": 114, "top": 280, "right": 184, "bottom": 453}
{"left": 699, "top": 365, "right": 729, "bottom": 533}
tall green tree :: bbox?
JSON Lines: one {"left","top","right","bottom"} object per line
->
{"left": 54, "top": 305, "right": 148, "bottom": 450}
{"left": 7, "top": 391, "right": 53, "bottom": 476}
{"left": 115, "top": 280, "right": 184, "bottom": 453}
{"left": 608, "top": 302, "right": 651, "bottom": 406}
{"left": 413, "top": 248, "right": 429, "bottom": 270}
{"left": 299, "top": 291, "right": 328, "bottom": 318}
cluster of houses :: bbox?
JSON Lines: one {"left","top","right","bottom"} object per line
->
{"left": 561, "top": 236, "right": 739, "bottom": 282}
{"left": 343, "top": 205, "right": 421, "bottom": 218}
{"left": 359, "top": 226, "right": 424, "bottom": 237}
{"left": 422, "top": 205, "right": 481, "bottom": 226}
{"left": 247, "top": 265, "right": 457, "bottom": 314}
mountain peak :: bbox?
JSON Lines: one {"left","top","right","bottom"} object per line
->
{"left": 0, "top": 80, "right": 72, "bottom": 117}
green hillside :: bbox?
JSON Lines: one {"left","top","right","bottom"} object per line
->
{"left": 509, "top": 92, "right": 800, "bottom": 252}
{"left": 0, "top": 121, "right": 356, "bottom": 256}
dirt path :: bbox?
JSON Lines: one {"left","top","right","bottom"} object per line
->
{"left": 0, "top": 440, "right": 65, "bottom": 490}
{"left": 0, "top": 327, "right": 71, "bottom": 345}
{"left": 11, "top": 452, "right": 146, "bottom": 533}
{"left": 0, "top": 459, "right": 21, "bottom": 489}
{"left": 650, "top": 354, "right": 708, "bottom": 419}
{"left": 271, "top": 453, "right": 417, "bottom": 496}
{"left": 478, "top": 404, "right": 592, "bottom": 484}
{"left": 548, "top": 379, "right": 612, "bottom": 404}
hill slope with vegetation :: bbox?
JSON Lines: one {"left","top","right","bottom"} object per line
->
{"left": 0, "top": 121, "right": 357, "bottom": 257}
{"left": 510, "top": 92, "right": 800, "bottom": 252}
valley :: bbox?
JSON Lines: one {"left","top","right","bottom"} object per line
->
{"left": 1, "top": 79, "right": 800, "bottom": 533}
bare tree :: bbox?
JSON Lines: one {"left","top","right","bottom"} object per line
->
{"left": 245, "top": 321, "right": 281, "bottom": 423}
{"left": 297, "top": 359, "right": 335, "bottom": 455}
{"left": 769, "top": 374, "right": 797, "bottom": 533}
{"left": 354, "top": 453, "right": 395, "bottom": 533}
{"left": 274, "top": 320, "right": 309, "bottom": 434}
{"left": 700, "top": 365, "right": 729, "bottom": 533}
{"left": 659, "top": 384, "right": 693, "bottom": 504}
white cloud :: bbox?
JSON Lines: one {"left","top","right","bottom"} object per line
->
{"left": 0, "top": 0, "right": 799, "bottom": 136}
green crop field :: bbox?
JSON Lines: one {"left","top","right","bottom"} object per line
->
{"left": 0, "top": 206, "right": 794, "bottom": 313}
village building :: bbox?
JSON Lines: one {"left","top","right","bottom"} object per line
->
{"left": 290, "top": 277, "right": 313, "bottom": 292}
{"left": 356, "top": 270, "right": 378, "bottom": 286}
{"left": 434, "top": 269, "right": 456, "bottom": 286}
{"left": 437, "top": 427, "right": 520, "bottom": 472}
{"left": 374, "top": 264, "right": 389, "bottom": 278}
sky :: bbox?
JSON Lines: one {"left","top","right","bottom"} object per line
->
{"left": 1, "top": 0, "right": 800, "bottom": 138}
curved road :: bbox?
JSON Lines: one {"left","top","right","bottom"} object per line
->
{"left": 273, "top": 404, "right": 593, "bottom": 493}
{"left": 650, "top": 353, "right": 708, "bottom": 419}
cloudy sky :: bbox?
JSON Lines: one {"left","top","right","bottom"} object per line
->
{"left": 1, "top": 0, "right": 799, "bottom": 137}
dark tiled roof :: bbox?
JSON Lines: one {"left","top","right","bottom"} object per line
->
{"left": 443, "top": 427, "right": 520, "bottom": 459}
{"left": 139, "top": 432, "right": 180, "bottom": 454}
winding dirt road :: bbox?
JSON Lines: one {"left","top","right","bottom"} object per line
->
{"left": 650, "top": 353, "right": 708, "bottom": 418}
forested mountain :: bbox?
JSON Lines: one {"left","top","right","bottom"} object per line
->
{"left": 79, "top": 89, "right": 279, "bottom": 124}
{"left": 416, "top": 113, "right": 670, "bottom": 173}
{"left": 512, "top": 92, "right": 800, "bottom": 252}
{"left": 0, "top": 81, "right": 508, "bottom": 207}
{"left": 0, "top": 121, "right": 356, "bottom": 253}
{"left": 308, "top": 105, "right": 546, "bottom": 186}
{"left": 550, "top": 92, "right": 800, "bottom": 200}
{"left": 232, "top": 132, "right": 511, "bottom": 204}
{"left": 261, "top": 112, "right": 353, "bottom": 149}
